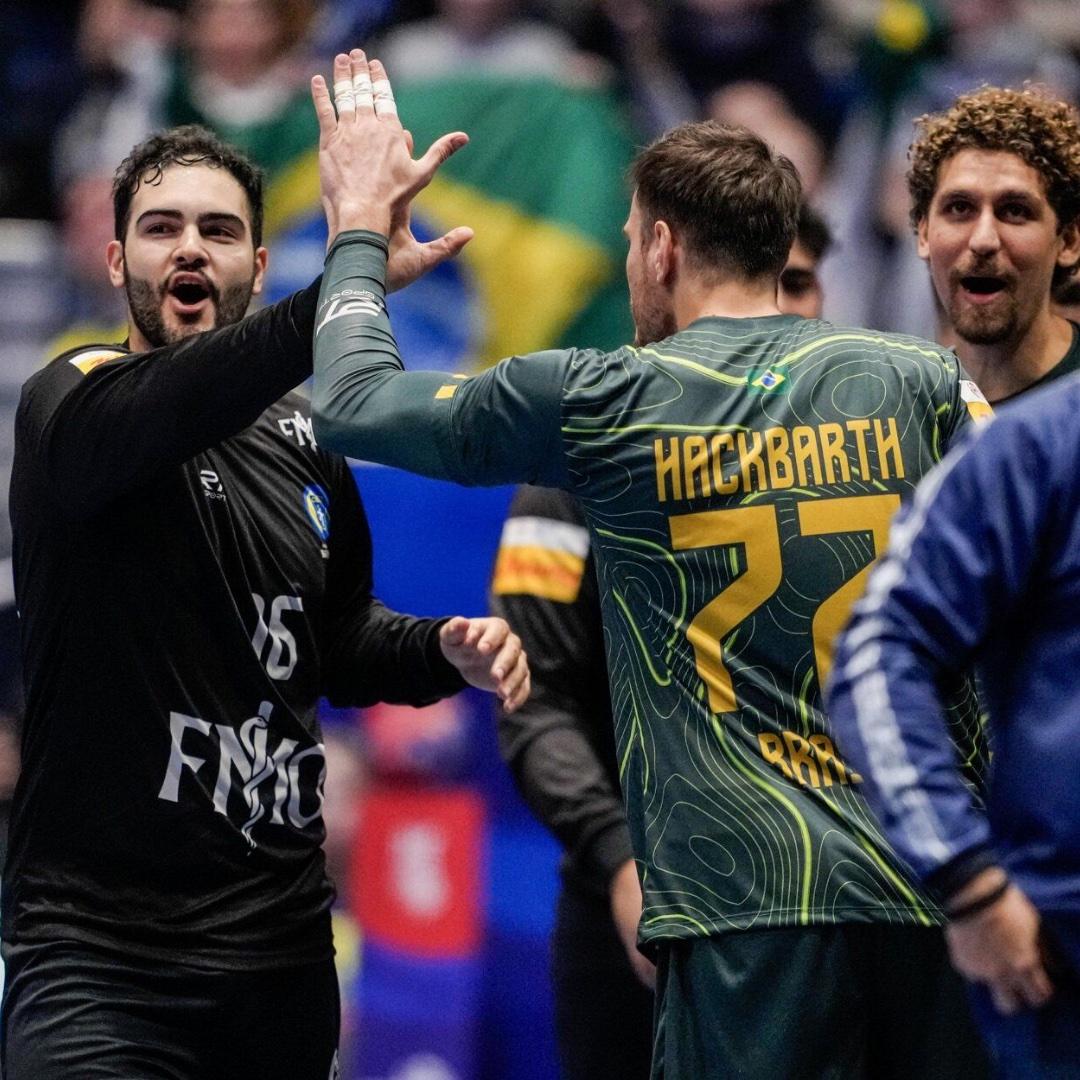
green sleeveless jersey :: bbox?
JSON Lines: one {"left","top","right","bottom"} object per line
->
{"left": 313, "top": 233, "right": 989, "bottom": 943}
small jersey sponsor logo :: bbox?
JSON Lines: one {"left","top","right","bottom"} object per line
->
{"left": 200, "top": 469, "right": 226, "bottom": 501}
{"left": 278, "top": 410, "right": 317, "bottom": 449}
{"left": 302, "top": 484, "right": 331, "bottom": 543}
{"left": 68, "top": 348, "right": 124, "bottom": 375}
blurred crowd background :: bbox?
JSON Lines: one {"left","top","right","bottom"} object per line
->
{"left": 1, "top": 1, "right": 1078, "bottom": 1077}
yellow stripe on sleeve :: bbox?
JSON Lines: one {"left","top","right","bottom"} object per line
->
{"left": 492, "top": 544, "right": 586, "bottom": 602}
{"left": 493, "top": 515, "right": 591, "bottom": 601}
{"left": 69, "top": 349, "right": 125, "bottom": 375}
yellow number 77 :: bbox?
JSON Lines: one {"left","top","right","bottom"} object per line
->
{"left": 669, "top": 494, "right": 899, "bottom": 715}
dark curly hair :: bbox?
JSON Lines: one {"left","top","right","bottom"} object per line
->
{"left": 113, "top": 125, "right": 265, "bottom": 247}
{"left": 907, "top": 86, "right": 1080, "bottom": 236}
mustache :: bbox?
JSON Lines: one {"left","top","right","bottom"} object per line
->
{"left": 951, "top": 262, "right": 1013, "bottom": 285}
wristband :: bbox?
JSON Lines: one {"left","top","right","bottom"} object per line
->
{"left": 947, "top": 878, "right": 1010, "bottom": 922}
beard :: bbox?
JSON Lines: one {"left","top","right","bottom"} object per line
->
{"left": 947, "top": 289, "right": 1023, "bottom": 346}
{"left": 630, "top": 285, "right": 677, "bottom": 347}
{"left": 125, "top": 268, "right": 256, "bottom": 348}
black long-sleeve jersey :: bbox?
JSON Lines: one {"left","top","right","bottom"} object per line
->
{"left": 490, "top": 487, "right": 633, "bottom": 897}
{"left": 6, "top": 283, "right": 465, "bottom": 970}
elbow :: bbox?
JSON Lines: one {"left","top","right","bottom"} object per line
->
{"left": 311, "top": 397, "right": 359, "bottom": 457}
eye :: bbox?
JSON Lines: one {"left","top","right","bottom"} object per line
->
{"left": 1000, "top": 202, "right": 1034, "bottom": 222}
{"left": 942, "top": 198, "right": 974, "bottom": 217}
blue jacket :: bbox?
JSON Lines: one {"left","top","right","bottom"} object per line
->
{"left": 828, "top": 371, "right": 1080, "bottom": 928}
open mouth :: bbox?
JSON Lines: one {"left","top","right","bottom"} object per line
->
{"left": 167, "top": 275, "right": 213, "bottom": 314}
{"left": 959, "top": 275, "right": 1007, "bottom": 301}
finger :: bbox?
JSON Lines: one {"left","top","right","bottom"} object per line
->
{"left": 369, "top": 59, "right": 401, "bottom": 125}
{"left": 350, "top": 49, "right": 374, "bottom": 116}
{"left": 417, "top": 226, "right": 474, "bottom": 274}
{"left": 311, "top": 75, "right": 337, "bottom": 140}
{"left": 439, "top": 615, "right": 469, "bottom": 647}
{"left": 403, "top": 129, "right": 415, "bottom": 155}
{"left": 499, "top": 649, "right": 528, "bottom": 699}
{"left": 490, "top": 634, "right": 520, "bottom": 680}
{"left": 503, "top": 660, "right": 531, "bottom": 713}
{"left": 1017, "top": 964, "right": 1054, "bottom": 1009}
{"left": 414, "top": 132, "right": 470, "bottom": 188}
{"left": 990, "top": 983, "right": 1021, "bottom": 1016}
{"left": 332, "top": 53, "right": 355, "bottom": 118}
{"left": 476, "top": 620, "right": 508, "bottom": 656}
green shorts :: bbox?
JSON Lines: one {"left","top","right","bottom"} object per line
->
{"left": 651, "top": 924, "right": 989, "bottom": 1080}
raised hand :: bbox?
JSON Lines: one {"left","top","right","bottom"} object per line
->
{"left": 438, "top": 616, "right": 531, "bottom": 714}
{"left": 310, "top": 49, "right": 473, "bottom": 290}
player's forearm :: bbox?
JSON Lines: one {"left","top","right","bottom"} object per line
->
{"left": 323, "top": 603, "right": 466, "bottom": 707}
{"left": 509, "top": 724, "right": 631, "bottom": 880}
{"left": 311, "top": 230, "right": 459, "bottom": 478}
{"left": 25, "top": 282, "right": 322, "bottom": 517}
{"left": 828, "top": 608, "right": 991, "bottom": 885}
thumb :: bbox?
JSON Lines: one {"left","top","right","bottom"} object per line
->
{"left": 415, "top": 131, "right": 469, "bottom": 186}
{"left": 419, "top": 226, "right": 474, "bottom": 273}
{"left": 440, "top": 615, "right": 469, "bottom": 647}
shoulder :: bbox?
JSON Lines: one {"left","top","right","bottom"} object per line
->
{"left": 51, "top": 343, "right": 130, "bottom": 374}
{"left": 987, "top": 372, "right": 1080, "bottom": 458}
{"left": 807, "top": 321, "right": 956, "bottom": 368}
{"left": 931, "top": 377, "right": 1080, "bottom": 514}
{"left": 479, "top": 347, "right": 604, "bottom": 402}
{"left": 21, "top": 342, "right": 130, "bottom": 410}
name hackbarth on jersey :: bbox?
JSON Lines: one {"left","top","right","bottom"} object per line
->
{"left": 158, "top": 702, "right": 326, "bottom": 846}
{"left": 654, "top": 417, "right": 906, "bottom": 502}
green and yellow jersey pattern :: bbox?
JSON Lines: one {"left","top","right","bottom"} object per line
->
{"left": 556, "top": 317, "right": 986, "bottom": 941}
{"left": 313, "top": 234, "right": 988, "bottom": 943}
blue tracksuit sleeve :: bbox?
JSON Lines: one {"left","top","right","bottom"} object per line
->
{"left": 827, "top": 412, "right": 1056, "bottom": 897}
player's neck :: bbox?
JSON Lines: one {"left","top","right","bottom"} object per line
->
{"left": 126, "top": 326, "right": 152, "bottom": 354}
{"left": 675, "top": 276, "right": 781, "bottom": 327}
{"left": 954, "top": 308, "right": 1074, "bottom": 404}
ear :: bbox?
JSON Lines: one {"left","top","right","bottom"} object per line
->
{"left": 1057, "top": 218, "right": 1080, "bottom": 275}
{"left": 106, "top": 240, "right": 126, "bottom": 288}
{"left": 915, "top": 215, "right": 930, "bottom": 262}
{"left": 251, "top": 246, "right": 269, "bottom": 296}
{"left": 652, "top": 219, "right": 676, "bottom": 285}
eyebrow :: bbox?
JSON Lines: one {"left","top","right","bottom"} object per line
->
{"left": 937, "top": 187, "right": 1041, "bottom": 204}
{"left": 135, "top": 209, "right": 248, "bottom": 233}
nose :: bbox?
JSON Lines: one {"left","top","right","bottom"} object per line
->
{"left": 968, "top": 206, "right": 1001, "bottom": 257}
{"left": 173, "top": 223, "right": 207, "bottom": 267}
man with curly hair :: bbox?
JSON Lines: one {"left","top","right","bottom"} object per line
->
{"left": 908, "top": 85, "right": 1080, "bottom": 405}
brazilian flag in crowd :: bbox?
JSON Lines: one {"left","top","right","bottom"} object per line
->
{"left": 263, "top": 75, "right": 638, "bottom": 367}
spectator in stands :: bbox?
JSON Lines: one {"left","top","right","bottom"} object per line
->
{"left": 376, "top": 0, "right": 603, "bottom": 85}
